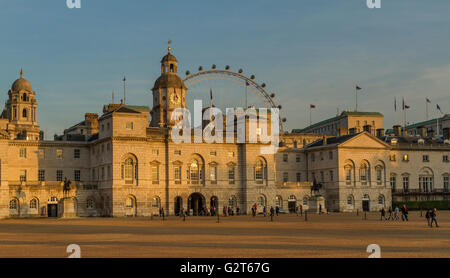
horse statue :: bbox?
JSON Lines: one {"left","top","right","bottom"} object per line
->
{"left": 63, "top": 178, "right": 72, "bottom": 194}
{"left": 310, "top": 178, "right": 323, "bottom": 196}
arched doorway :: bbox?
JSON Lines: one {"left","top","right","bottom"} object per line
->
{"left": 174, "top": 196, "right": 183, "bottom": 216}
{"left": 362, "top": 194, "right": 370, "bottom": 212}
{"left": 288, "top": 195, "right": 297, "bottom": 213}
{"left": 188, "top": 193, "right": 205, "bottom": 216}
{"left": 210, "top": 196, "right": 219, "bottom": 210}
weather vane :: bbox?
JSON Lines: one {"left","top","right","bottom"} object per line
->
{"left": 168, "top": 40, "right": 172, "bottom": 53}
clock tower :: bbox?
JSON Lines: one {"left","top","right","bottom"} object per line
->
{"left": 150, "top": 45, "right": 187, "bottom": 128}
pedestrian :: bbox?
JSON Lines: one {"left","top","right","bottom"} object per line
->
{"left": 380, "top": 207, "right": 386, "bottom": 221}
{"left": 319, "top": 204, "right": 322, "bottom": 214}
{"left": 402, "top": 204, "right": 409, "bottom": 221}
{"left": 270, "top": 206, "right": 275, "bottom": 217}
{"left": 300, "top": 204, "right": 303, "bottom": 216}
{"left": 394, "top": 206, "right": 399, "bottom": 221}
{"left": 236, "top": 207, "right": 240, "bottom": 215}
{"left": 425, "top": 209, "right": 431, "bottom": 227}
{"left": 430, "top": 208, "right": 439, "bottom": 228}
{"left": 387, "top": 207, "right": 393, "bottom": 220}
{"left": 275, "top": 206, "right": 280, "bottom": 216}
{"left": 263, "top": 206, "right": 267, "bottom": 217}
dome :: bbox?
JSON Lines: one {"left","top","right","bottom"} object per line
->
{"left": 161, "top": 53, "right": 178, "bottom": 63}
{"left": 153, "top": 73, "right": 186, "bottom": 90}
{"left": 11, "top": 69, "right": 32, "bottom": 92}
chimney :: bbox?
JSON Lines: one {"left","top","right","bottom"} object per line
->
{"left": 337, "top": 128, "right": 347, "bottom": 136}
{"left": 419, "top": 127, "right": 427, "bottom": 138}
{"left": 393, "top": 125, "right": 401, "bottom": 137}
{"left": 363, "top": 125, "right": 372, "bottom": 134}
{"left": 376, "top": 128, "right": 385, "bottom": 138}
{"left": 349, "top": 128, "right": 356, "bottom": 135}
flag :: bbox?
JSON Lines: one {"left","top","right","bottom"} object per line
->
{"left": 210, "top": 88, "right": 213, "bottom": 104}
{"left": 356, "top": 85, "right": 362, "bottom": 90}
{"left": 437, "top": 104, "right": 442, "bottom": 112}
{"left": 402, "top": 98, "right": 410, "bottom": 110}
{"left": 405, "top": 105, "right": 410, "bottom": 109}
{"left": 394, "top": 97, "right": 397, "bottom": 112}
{"left": 426, "top": 98, "right": 431, "bottom": 103}
{"left": 310, "top": 104, "right": 316, "bottom": 109}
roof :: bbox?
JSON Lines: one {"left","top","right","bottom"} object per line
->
{"left": 103, "top": 104, "right": 150, "bottom": 113}
{"left": 405, "top": 115, "right": 450, "bottom": 130}
{"left": 161, "top": 53, "right": 177, "bottom": 63}
{"left": 305, "top": 133, "right": 360, "bottom": 148}
{"left": 292, "top": 111, "right": 384, "bottom": 133}
{"left": 153, "top": 73, "right": 186, "bottom": 90}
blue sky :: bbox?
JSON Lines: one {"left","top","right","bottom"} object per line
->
{"left": 1, "top": 0, "right": 449, "bottom": 138}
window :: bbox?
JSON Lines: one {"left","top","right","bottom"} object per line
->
{"left": 347, "top": 196, "right": 353, "bottom": 205}
{"left": 228, "top": 167, "right": 235, "bottom": 184}
{"left": 389, "top": 154, "right": 396, "bottom": 161}
{"left": 311, "top": 153, "right": 315, "bottom": 162}
{"left": 152, "top": 165, "right": 159, "bottom": 184}
{"left": 296, "top": 172, "right": 301, "bottom": 182}
{"left": 107, "top": 143, "right": 110, "bottom": 151}
{"left": 423, "top": 155, "right": 429, "bottom": 162}
{"left": 86, "top": 199, "right": 95, "bottom": 209}
{"left": 329, "top": 170, "right": 334, "bottom": 181}
{"left": 56, "top": 149, "right": 63, "bottom": 159}
{"left": 320, "top": 171, "right": 324, "bottom": 182}
{"left": 174, "top": 166, "right": 181, "bottom": 184}
{"left": 9, "top": 199, "right": 18, "bottom": 210}
{"left": 360, "top": 164, "right": 369, "bottom": 182}
{"left": 174, "top": 150, "right": 181, "bottom": 155}
{"left": 346, "top": 168, "right": 352, "bottom": 184}
{"left": 124, "top": 158, "right": 134, "bottom": 183}
{"left": 210, "top": 151, "right": 217, "bottom": 156}
{"left": 303, "top": 197, "right": 308, "bottom": 206}
{"left": 402, "top": 154, "right": 409, "bottom": 162}
{"left": 329, "top": 151, "right": 333, "bottom": 160}
{"left": 19, "top": 148, "right": 27, "bottom": 158}
{"left": 403, "top": 176, "right": 409, "bottom": 192}
{"left": 376, "top": 168, "right": 382, "bottom": 183}
{"left": 92, "top": 169, "right": 96, "bottom": 180}
{"left": 275, "top": 196, "right": 282, "bottom": 208}
{"left": 38, "top": 149, "right": 45, "bottom": 159}
{"left": 257, "top": 196, "right": 265, "bottom": 207}
{"left": 283, "top": 172, "right": 288, "bottom": 182}
{"left": 38, "top": 170, "right": 45, "bottom": 181}
{"left": 296, "top": 154, "right": 301, "bottom": 163}
{"left": 74, "top": 149, "right": 80, "bottom": 159}
{"left": 419, "top": 176, "right": 433, "bottom": 192}
{"left": 152, "top": 149, "right": 159, "bottom": 155}
{"left": 229, "top": 196, "right": 236, "bottom": 207}
{"left": 152, "top": 197, "right": 161, "bottom": 209}
{"left": 126, "top": 197, "right": 134, "bottom": 208}
{"left": 390, "top": 176, "right": 396, "bottom": 191}
{"left": 57, "top": 170, "right": 63, "bottom": 181}
{"left": 210, "top": 166, "right": 217, "bottom": 184}
{"left": 444, "top": 176, "right": 449, "bottom": 192}
{"left": 30, "top": 199, "right": 38, "bottom": 209}
{"left": 126, "top": 122, "right": 134, "bottom": 130}
{"left": 189, "top": 160, "right": 200, "bottom": 184}
{"left": 320, "top": 152, "right": 323, "bottom": 161}
{"left": 101, "top": 167, "right": 105, "bottom": 180}
{"left": 283, "top": 154, "right": 288, "bottom": 162}
{"left": 255, "top": 159, "right": 265, "bottom": 184}
{"left": 293, "top": 141, "right": 298, "bottom": 148}
{"left": 20, "top": 170, "right": 27, "bottom": 182}
{"left": 443, "top": 155, "right": 449, "bottom": 162}
{"left": 378, "top": 195, "right": 385, "bottom": 205}
{"left": 228, "top": 152, "right": 235, "bottom": 157}
{"left": 22, "top": 109, "right": 27, "bottom": 118}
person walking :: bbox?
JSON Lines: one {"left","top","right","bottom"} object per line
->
{"left": 394, "top": 206, "right": 399, "bottom": 221}
{"left": 263, "top": 206, "right": 267, "bottom": 217}
{"left": 402, "top": 204, "right": 409, "bottom": 221}
{"left": 270, "top": 206, "right": 275, "bottom": 217}
{"left": 300, "top": 204, "right": 303, "bottom": 216}
{"left": 425, "top": 209, "right": 431, "bottom": 227}
{"left": 380, "top": 207, "right": 386, "bottom": 221}
{"left": 275, "top": 206, "right": 280, "bottom": 216}
{"left": 430, "top": 208, "right": 439, "bottom": 228}
{"left": 387, "top": 207, "right": 393, "bottom": 220}
{"left": 319, "top": 204, "right": 322, "bottom": 214}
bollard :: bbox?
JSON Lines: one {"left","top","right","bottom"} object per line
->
{"left": 183, "top": 213, "right": 186, "bottom": 222}
{"left": 420, "top": 208, "right": 422, "bottom": 217}
{"left": 364, "top": 212, "right": 367, "bottom": 220}
{"left": 217, "top": 212, "right": 220, "bottom": 223}
{"left": 357, "top": 209, "right": 359, "bottom": 216}
{"left": 305, "top": 211, "right": 308, "bottom": 221}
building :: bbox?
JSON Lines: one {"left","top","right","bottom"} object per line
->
{"left": 0, "top": 49, "right": 320, "bottom": 219}
{"left": 293, "top": 111, "right": 384, "bottom": 137}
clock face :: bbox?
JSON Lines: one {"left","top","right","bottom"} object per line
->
{"left": 170, "top": 92, "right": 180, "bottom": 105}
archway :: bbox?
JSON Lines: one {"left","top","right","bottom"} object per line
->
{"left": 210, "top": 196, "right": 219, "bottom": 210}
{"left": 188, "top": 193, "right": 205, "bottom": 216}
{"left": 47, "top": 196, "right": 58, "bottom": 218}
{"left": 362, "top": 194, "right": 370, "bottom": 212}
{"left": 174, "top": 196, "right": 183, "bottom": 216}
{"left": 288, "top": 195, "right": 297, "bottom": 213}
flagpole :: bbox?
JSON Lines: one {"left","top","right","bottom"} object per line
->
{"left": 355, "top": 86, "right": 358, "bottom": 112}
{"left": 309, "top": 106, "right": 312, "bottom": 127}
{"left": 245, "top": 82, "right": 248, "bottom": 109}
{"left": 426, "top": 98, "right": 429, "bottom": 121}
{"left": 436, "top": 109, "right": 439, "bottom": 137}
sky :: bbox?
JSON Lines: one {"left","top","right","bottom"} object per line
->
{"left": 0, "top": 0, "right": 449, "bottom": 138}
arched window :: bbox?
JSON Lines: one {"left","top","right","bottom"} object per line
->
{"left": 22, "top": 93, "right": 27, "bottom": 101}
{"left": 302, "top": 197, "right": 308, "bottom": 206}
{"left": 126, "top": 197, "right": 134, "bottom": 208}
{"left": 360, "top": 164, "right": 368, "bottom": 182}
{"left": 22, "top": 109, "right": 27, "bottom": 118}
{"left": 9, "top": 199, "right": 18, "bottom": 210}
{"left": 123, "top": 158, "right": 134, "bottom": 184}
{"left": 257, "top": 196, "right": 266, "bottom": 208}
{"left": 378, "top": 195, "right": 385, "bottom": 206}
{"left": 375, "top": 165, "right": 384, "bottom": 184}
{"left": 30, "top": 198, "right": 38, "bottom": 209}
{"left": 363, "top": 194, "right": 370, "bottom": 200}
{"left": 86, "top": 199, "right": 95, "bottom": 209}
{"left": 189, "top": 159, "right": 200, "bottom": 184}
{"left": 347, "top": 195, "right": 354, "bottom": 206}
{"left": 275, "top": 196, "right": 282, "bottom": 208}
{"left": 152, "top": 196, "right": 161, "bottom": 209}
{"left": 254, "top": 158, "right": 267, "bottom": 184}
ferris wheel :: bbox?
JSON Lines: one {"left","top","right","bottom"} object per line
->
{"left": 183, "top": 65, "right": 286, "bottom": 133}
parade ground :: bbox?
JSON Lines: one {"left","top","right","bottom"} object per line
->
{"left": 0, "top": 211, "right": 448, "bottom": 258}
